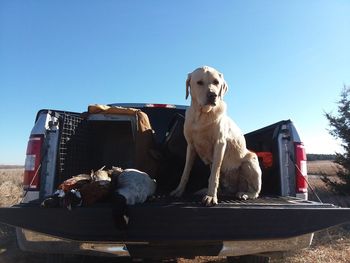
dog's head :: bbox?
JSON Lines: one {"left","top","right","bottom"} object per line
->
{"left": 186, "top": 66, "right": 228, "bottom": 110}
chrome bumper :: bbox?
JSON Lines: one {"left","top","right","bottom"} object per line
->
{"left": 16, "top": 228, "right": 313, "bottom": 258}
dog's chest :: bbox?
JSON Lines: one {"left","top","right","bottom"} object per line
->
{"left": 194, "top": 142, "right": 213, "bottom": 165}
{"left": 189, "top": 128, "right": 214, "bottom": 165}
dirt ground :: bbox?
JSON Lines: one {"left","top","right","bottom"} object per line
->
{"left": 0, "top": 168, "right": 45, "bottom": 263}
{"left": 0, "top": 163, "right": 350, "bottom": 262}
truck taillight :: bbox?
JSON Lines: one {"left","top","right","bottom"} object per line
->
{"left": 23, "top": 135, "right": 43, "bottom": 190}
{"left": 295, "top": 142, "right": 308, "bottom": 194}
{"left": 145, "top": 104, "right": 176, "bottom": 108}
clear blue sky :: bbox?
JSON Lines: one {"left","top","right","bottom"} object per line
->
{"left": 1, "top": 1, "right": 349, "bottom": 164}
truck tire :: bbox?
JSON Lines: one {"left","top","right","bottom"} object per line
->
{"left": 227, "top": 255, "right": 270, "bottom": 263}
{"left": 45, "top": 254, "right": 85, "bottom": 263}
{"left": 45, "top": 254, "right": 65, "bottom": 263}
{"left": 135, "top": 258, "right": 178, "bottom": 263}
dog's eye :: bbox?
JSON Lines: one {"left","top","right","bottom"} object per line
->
{"left": 213, "top": 79, "right": 219, "bottom": 85}
{"left": 197, "top": 80, "right": 204, "bottom": 86}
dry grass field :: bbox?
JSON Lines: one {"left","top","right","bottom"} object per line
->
{"left": 0, "top": 162, "right": 350, "bottom": 262}
{"left": 307, "top": 160, "right": 342, "bottom": 177}
{"left": 0, "top": 168, "right": 23, "bottom": 207}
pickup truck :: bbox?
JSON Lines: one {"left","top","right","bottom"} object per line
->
{"left": 1, "top": 103, "right": 350, "bottom": 263}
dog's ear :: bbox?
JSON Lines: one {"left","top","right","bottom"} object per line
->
{"left": 218, "top": 73, "right": 228, "bottom": 98}
{"left": 186, "top": 73, "right": 191, "bottom": 99}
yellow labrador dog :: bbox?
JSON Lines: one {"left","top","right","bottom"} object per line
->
{"left": 171, "top": 66, "right": 262, "bottom": 206}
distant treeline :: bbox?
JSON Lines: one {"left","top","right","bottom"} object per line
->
{"left": 0, "top": 165, "right": 24, "bottom": 169}
{"left": 307, "top": 154, "right": 336, "bottom": 161}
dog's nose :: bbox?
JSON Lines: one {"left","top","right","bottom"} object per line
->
{"left": 207, "top": 92, "right": 218, "bottom": 105}
{"left": 207, "top": 92, "right": 217, "bottom": 100}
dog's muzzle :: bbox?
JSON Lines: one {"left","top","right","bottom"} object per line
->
{"left": 207, "top": 92, "right": 218, "bottom": 106}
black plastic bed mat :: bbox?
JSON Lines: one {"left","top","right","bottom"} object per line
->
{"left": 0, "top": 196, "right": 350, "bottom": 242}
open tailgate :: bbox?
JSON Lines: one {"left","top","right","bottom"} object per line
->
{"left": 1, "top": 197, "right": 350, "bottom": 242}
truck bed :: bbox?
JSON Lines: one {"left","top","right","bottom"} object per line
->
{"left": 1, "top": 196, "right": 350, "bottom": 242}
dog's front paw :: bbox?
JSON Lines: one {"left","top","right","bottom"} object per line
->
{"left": 236, "top": 192, "right": 259, "bottom": 200}
{"left": 236, "top": 192, "right": 249, "bottom": 200}
{"left": 202, "top": 195, "right": 218, "bottom": 206}
{"left": 170, "top": 187, "right": 185, "bottom": 197}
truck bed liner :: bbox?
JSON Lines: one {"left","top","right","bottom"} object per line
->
{"left": 1, "top": 196, "right": 350, "bottom": 242}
